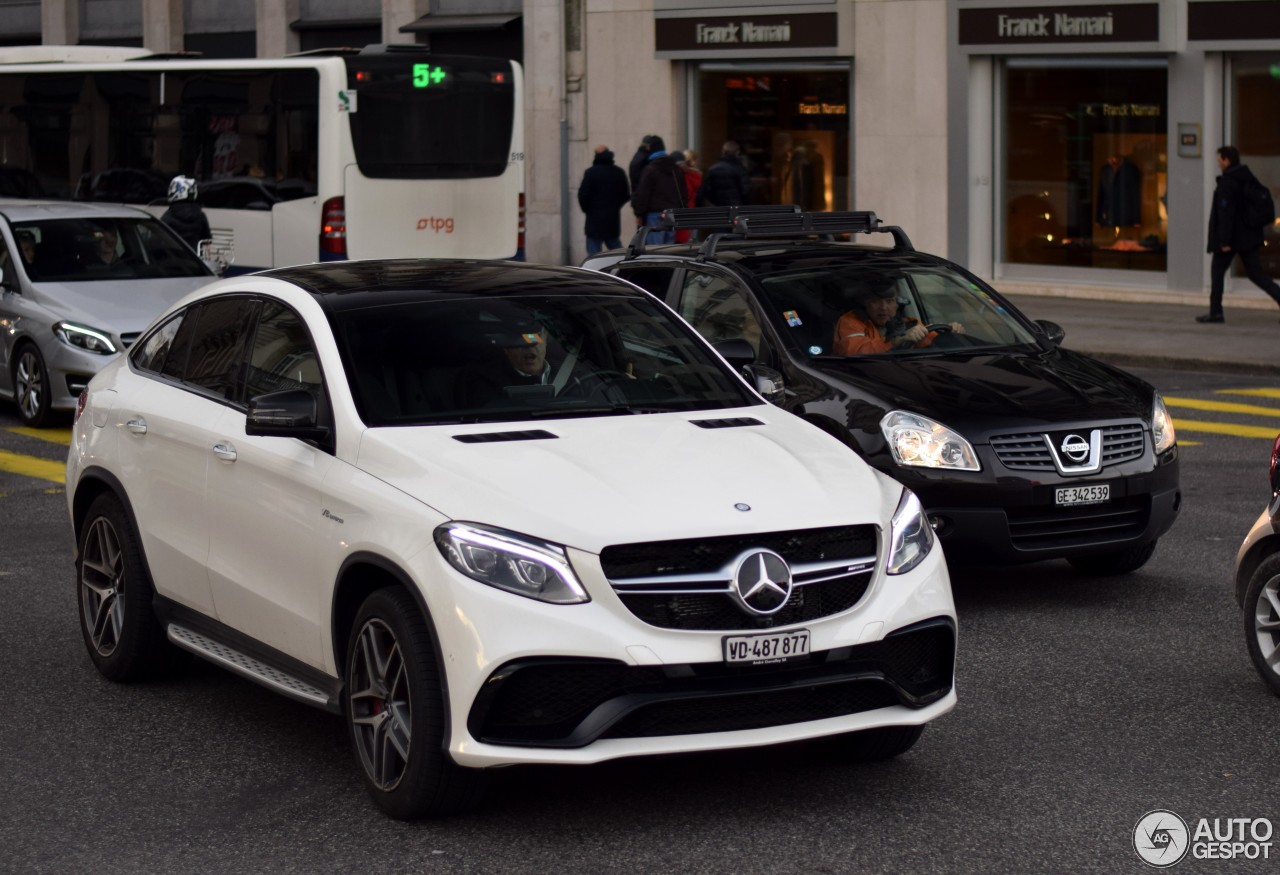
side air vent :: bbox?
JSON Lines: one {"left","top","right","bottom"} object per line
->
{"left": 453, "top": 429, "right": 558, "bottom": 444}
{"left": 691, "top": 418, "right": 765, "bottom": 429}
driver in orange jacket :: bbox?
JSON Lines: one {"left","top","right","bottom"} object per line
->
{"left": 833, "top": 282, "right": 964, "bottom": 355}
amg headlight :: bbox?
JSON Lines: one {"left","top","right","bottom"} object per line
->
{"left": 1152, "top": 393, "right": 1176, "bottom": 454}
{"left": 887, "top": 489, "right": 934, "bottom": 576}
{"left": 880, "top": 410, "right": 980, "bottom": 471}
{"left": 434, "top": 523, "right": 589, "bottom": 605}
{"left": 54, "top": 322, "right": 118, "bottom": 355}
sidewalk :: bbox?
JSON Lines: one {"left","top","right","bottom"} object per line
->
{"left": 1000, "top": 283, "right": 1280, "bottom": 376}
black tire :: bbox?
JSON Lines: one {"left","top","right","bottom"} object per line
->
{"left": 13, "top": 342, "right": 53, "bottom": 427}
{"left": 1067, "top": 539, "right": 1157, "bottom": 576}
{"left": 1243, "top": 554, "right": 1280, "bottom": 697}
{"left": 77, "top": 493, "right": 188, "bottom": 681}
{"left": 820, "top": 724, "right": 926, "bottom": 763}
{"left": 345, "top": 587, "right": 488, "bottom": 819}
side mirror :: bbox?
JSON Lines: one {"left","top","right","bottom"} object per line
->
{"left": 745, "top": 364, "right": 787, "bottom": 404}
{"left": 1036, "top": 319, "right": 1065, "bottom": 346}
{"left": 197, "top": 237, "right": 233, "bottom": 276}
{"left": 246, "top": 389, "right": 329, "bottom": 440}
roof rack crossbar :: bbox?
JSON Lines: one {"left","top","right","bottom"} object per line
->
{"left": 623, "top": 207, "right": 913, "bottom": 258}
{"left": 661, "top": 204, "right": 801, "bottom": 230}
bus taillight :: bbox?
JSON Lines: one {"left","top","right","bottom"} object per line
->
{"left": 320, "top": 196, "right": 347, "bottom": 260}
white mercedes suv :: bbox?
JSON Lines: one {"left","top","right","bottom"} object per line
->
{"left": 66, "top": 259, "right": 957, "bottom": 819}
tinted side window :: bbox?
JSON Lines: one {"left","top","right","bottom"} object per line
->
{"left": 246, "top": 301, "right": 322, "bottom": 402}
{"left": 131, "top": 312, "right": 186, "bottom": 374}
{"left": 614, "top": 266, "right": 676, "bottom": 300}
{"left": 679, "top": 269, "right": 764, "bottom": 357}
{"left": 182, "top": 297, "right": 260, "bottom": 400}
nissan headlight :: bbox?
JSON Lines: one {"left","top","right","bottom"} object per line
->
{"left": 887, "top": 489, "right": 934, "bottom": 575}
{"left": 434, "top": 523, "right": 589, "bottom": 604}
{"left": 1152, "top": 393, "right": 1176, "bottom": 454}
{"left": 54, "top": 322, "right": 118, "bottom": 355}
{"left": 880, "top": 410, "right": 979, "bottom": 471}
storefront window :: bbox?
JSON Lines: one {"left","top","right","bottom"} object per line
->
{"left": 1004, "top": 60, "right": 1167, "bottom": 272}
{"left": 696, "top": 64, "right": 849, "bottom": 211}
{"left": 1232, "top": 53, "right": 1280, "bottom": 276}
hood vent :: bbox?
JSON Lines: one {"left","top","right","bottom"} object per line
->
{"left": 691, "top": 417, "right": 764, "bottom": 429}
{"left": 453, "top": 429, "right": 558, "bottom": 444}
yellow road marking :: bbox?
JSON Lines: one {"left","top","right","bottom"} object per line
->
{"left": 1164, "top": 396, "right": 1280, "bottom": 417}
{"left": 1172, "top": 418, "right": 1280, "bottom": 439}
{"left": 0, "top": 449, "right": 65, "bottom": 483}
{"left": 4, "top": 426, "right": 72, "bottom": 447}
{"left": 1179, "top": 440, "right": 1203, "bottom": 446}
{"left": 1217, "top": 388, "right": 1280, "bottom": 399}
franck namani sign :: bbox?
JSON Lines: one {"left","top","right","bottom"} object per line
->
{"left": 958, "top": 4, "right": 1159, "bottom": 45}
{"left": 655, "top": 13, "right": 837, "bottom": 52}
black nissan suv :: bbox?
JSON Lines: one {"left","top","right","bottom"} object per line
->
{"left": 583, "top": 207, "right": 1181, "bottom": 574}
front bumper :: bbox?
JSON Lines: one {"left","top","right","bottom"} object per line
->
{"left": 410, "top": 534, "right": 957, "bottom": 768}
{"left": 904, "top": 451, "right": 1181, "bottom": 565}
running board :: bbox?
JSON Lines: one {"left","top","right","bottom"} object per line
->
{"left": 168, "top": 623, "right": 337, "bottom": 711}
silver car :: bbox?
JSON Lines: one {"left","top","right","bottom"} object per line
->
{"left": 1235, "top": 432, "right": 1280, "bottom": 695}
{"left": 0, "top": 201, "right": 214, "bottom": 425}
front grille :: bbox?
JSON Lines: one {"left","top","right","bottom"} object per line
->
{"left": 601, "top": 526, "right": 875, "bottom": 578}
{"left": 1007, "top": 495, "right": 1150, "bottom": 550}
{"left": 617, "top": 572, "right": 872, "bottom": 631}
{"left": 468, "top": 620, "right": 955, "bottom": 746}
{"left": 601, "top": 526, "right": 878, "bottom": 631}
{"left": 990, "top": 422, "right": 1146, "bottom": 472}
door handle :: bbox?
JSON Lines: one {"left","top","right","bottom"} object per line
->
{"left": 125, "top": 418, "right": 147, "bottom": 435}
{"left": 211, "top": 441, "right": 238, "bottom": 462}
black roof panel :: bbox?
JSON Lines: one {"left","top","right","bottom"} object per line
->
{"left": 259, "top": 259, "right": 643, "bottom": 310}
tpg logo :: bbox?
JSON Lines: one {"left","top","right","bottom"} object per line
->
{"left": 417, "top": 217, "right": 455, "bottom": 233}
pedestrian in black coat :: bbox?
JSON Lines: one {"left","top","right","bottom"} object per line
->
{"left": 628, "top": 135, "right": 658, "bottom": 194}
{"left": 632, "top": 137, "right": 685, "bottom": 245}
{"left": 696, "top": 141, "right": 751, "bottom": 207}
{"left": 1200, "top": 145, "right": 1280, "bottom": 323}
{"left": 577, "top": 145, "right": 631, "bottom": 255}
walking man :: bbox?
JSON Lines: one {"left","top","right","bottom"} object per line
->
{"left": 1200, "top": 145, "right": 1280, "bottom": 323}
{"left": 577, "top": 145, "right": 631, "bottom": 256}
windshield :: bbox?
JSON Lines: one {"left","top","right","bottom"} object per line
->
{"left": 13, "top": 217, "right": 211, "bottom": 282}
{"left": 754, "top": 262, "right": 1038, "bottom": 357}
{"left": 334, "top": 293, "right": 760, "bottom": 426}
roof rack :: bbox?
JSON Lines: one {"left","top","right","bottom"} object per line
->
{"left": 624, "top": 206, "right": 914, "bottom": 259}
{"left": 626, "top": 205, "right": 800, "bottom": 257}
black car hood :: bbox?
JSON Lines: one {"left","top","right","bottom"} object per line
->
{"left": 805, "top": 345, "right": 1152, "bottom": 437}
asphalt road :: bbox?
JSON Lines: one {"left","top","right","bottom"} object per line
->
{"left": 1, "top": 366, "right": 1278, "bottom": 874}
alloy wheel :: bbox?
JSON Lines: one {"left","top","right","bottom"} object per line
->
{"left": 79, "top": 516, "right": 126, "bottom": 657}
{"left": 349, "top": 618, "right": 412, "bottom": 791}
{"left": 15, "top": 348, "right": 45, "bottom": 423}
{"left": 1252, "top": 574, "right": 1280, "bottom": 680}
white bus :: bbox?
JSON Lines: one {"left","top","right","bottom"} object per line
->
{"left": 0, "top": 44, "right": 525, "bottom": 270}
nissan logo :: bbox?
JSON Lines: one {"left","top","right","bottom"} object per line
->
{"left": 731, "top": 550, "right": 793, "bottom": 616}
{"left": 1060, "top": 433, "right": 1090, "bottom": 463}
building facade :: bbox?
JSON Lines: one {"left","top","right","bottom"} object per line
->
{"left": 5, "top": 0, "right": 1280, "bottom": 307}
